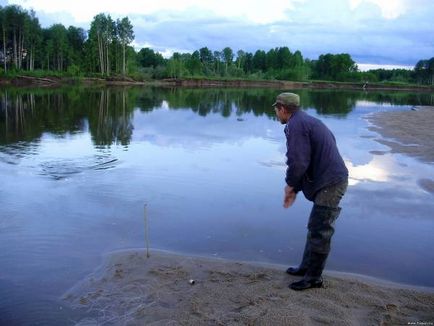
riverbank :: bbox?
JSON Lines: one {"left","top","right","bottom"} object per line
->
{"left": 64, "top": 249, "right": 434, "bottom": 325}
{"left": 1, "top": 75, "right": 434, "bottom": 92}
{"left": 367, "top": 105, "right": 434, "bottom": 195}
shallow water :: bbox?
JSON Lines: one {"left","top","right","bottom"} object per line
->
{"left": 1, "top": 87, "right": 433, "bottom": 324}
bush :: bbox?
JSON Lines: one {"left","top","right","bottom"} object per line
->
{"left": 66, "top": 64, "right": 81, "bottom": 77}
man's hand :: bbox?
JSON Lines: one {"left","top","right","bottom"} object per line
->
{"left": 283, "top": 185, "right": 297, "bottom": 208}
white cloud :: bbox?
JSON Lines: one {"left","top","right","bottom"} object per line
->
{"left": 9, "top": 0, "right": 306, "bottom": 24}
{"left": 6, "top": 0, "right": 434, "bottom": 65}
{"left": 349, "top": 0, "right": 407, "bottom": 19}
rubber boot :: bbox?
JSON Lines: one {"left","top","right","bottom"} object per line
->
{"left": 286, "top": 239, "right": 310, "bottom": 276}
{"left": 289, "top": 205, "right": 341, "bottom": 291}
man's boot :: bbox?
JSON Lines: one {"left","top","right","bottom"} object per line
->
{"left": 289, "top": 205, "right": 341, "bottom": 291}
{"left": 289, "top": 252, "right": 327, "bottom": 290}
{"left": 286, "top": 240, "right": 310, "bottom": 276}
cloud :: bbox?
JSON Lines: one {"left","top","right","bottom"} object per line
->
{"left": 349, "top": 0, "right": 407, "bottom": 19}
{"left": 5, "top": 0, "right": 434, "bottom": 66}
{"left": 9, "top": 0, "right": 306, "bottom": 24}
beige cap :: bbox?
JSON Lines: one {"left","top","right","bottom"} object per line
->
{"left": 272, "top": 92, "right": 300, "bottom": 107}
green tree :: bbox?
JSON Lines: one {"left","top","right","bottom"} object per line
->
{"left": 45, "top": 24, "right": 69, "bottom": 71}
{"left": 0, "top": 6, "right": 8, "bottom": 71}
{"left": 137, "top": 47, "right": 164, "bottom": 67}
{"left": 25, "top": 10, "right": 42, "bottom": 71}
{"left": 199, "top": 47, "right": 213, "bottom": 75}
{"left": 199, "top": 47, "right": 213, "bottom": 64}
{"left": 252, "top": 50, "right": 266, "bottom": 72}
{"left": 414, "top": 58, "right": 434, "bottom": 85}
{"left": 67, "top": 26, "right": 86, "bottom": 68}
{"left": 89, "top": 13, "right": 115, "bottom": 75}
{"left": 186, "top": 50, "right": 201, "bottom": 75}
{"left": 116, "top": 17, "right": 134, "bottom": 75}
{"left": 222, "top": 47, "right": 233, "bottom": 75}
{"left": 242, "top": 52, "right": 253, "bottom": 73}
{"left": 313, "top": 53, "right": 357, "bottom": 80}
{"left": 4, "top": 5, "right": 25, "bottom": 69}
{"left": 213, "top": 50, "right": 222, "bottom": 75}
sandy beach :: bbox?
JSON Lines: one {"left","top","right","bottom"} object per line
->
{"left": 64, "top": 249, "right": 434, "bottom": 325}
{"left": 367, "top": 106, "right": 434, "bottom": 164}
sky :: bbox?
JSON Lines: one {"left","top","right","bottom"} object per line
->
{"left": 2, "top": 0, "right": 434, "bottom": 68}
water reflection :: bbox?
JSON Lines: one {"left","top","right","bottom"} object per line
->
{"left": 0, "top": 87, "right": 136, "bottom": 148}
{"left": 1, "top": 86, "right": 434, "bottom": 325}
{"left": 1, "top": 87, "right": 434, "bottom": 149}
{"left": 346, "top": 157, "right": 390, "bottom": 185}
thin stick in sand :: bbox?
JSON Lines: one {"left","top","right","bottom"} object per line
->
{"left": 144, "top": 203, "right": 150, "bottom": 258}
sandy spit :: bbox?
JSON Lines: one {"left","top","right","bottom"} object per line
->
{"left": 63, "top": 249, "right": 434, "bottom": 325}
{"left": 366, "top": 106, "right": 434, "bottom": 164}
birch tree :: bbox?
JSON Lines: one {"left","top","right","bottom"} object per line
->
{"left": 116, "top": 17, "right": 134, "bottom": 75}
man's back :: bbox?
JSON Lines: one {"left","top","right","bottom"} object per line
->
{"left": 284, "top": 110, "right": 348, "bottom": 201}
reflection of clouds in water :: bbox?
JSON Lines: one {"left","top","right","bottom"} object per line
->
{"left": 258, "top": 160, "right": 285, "bottom": 168}
{"left": 346, "top": 153, "right": 434, "bottom": 194}
{"left": 355, "top": 101, "right": 400, "bottom": 108}
{"left": 132, "top": 108, "right": 281, "bottom": 149}
{"left": 346, "top": 156, "right": 390, "bottom": 186}
{"left": 161, "top": 100, "right": 170, "bottom": 110}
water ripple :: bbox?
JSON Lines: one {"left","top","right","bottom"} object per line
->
{"left": 39, "top": 155, "right": 119, "bottom": 180}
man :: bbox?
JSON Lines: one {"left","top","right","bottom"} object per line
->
{"left": 273, "top": 92, "right": 348, "bottom": 291}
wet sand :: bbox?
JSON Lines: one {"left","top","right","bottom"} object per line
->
{"left": 367, "top": 106, "right": 434, "bottom": 164}
{"left": 64, "top": 249, "right": 434, "bottom": 325}
{"left": 367, "top": 106, "right": 434, "bottom": 194}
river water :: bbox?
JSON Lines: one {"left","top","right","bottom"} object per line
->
{"left": 1, "top": 87, "right": 433, "bottom": 324}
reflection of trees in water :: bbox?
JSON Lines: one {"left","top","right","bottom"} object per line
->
{"left": 143, "top": 88, "right": 279, "bottom": 118}
{"left": 363, "top": 92, "right": 434, "bottom": 106}
{"left": 150, "top": 88, "right": 434, "bottom": 118}
{"left": 0, "top": 87, "right": 136, "bottom": 147}
{"left": 302, "top": 91, "right": 358, "bottom": 116}
{"left": 93, "top": 89, "right": 134, "bottom": 147}
{"left": 0, "top": 90, "right": 42, "bottom": 145}
{"left": 1, "top": 86, "right": 433, "bottom": 148}
{"left": 143, "top": 88, "right": 358, "bottom": 118}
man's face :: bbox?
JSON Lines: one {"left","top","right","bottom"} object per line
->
{"left": 274, "top": 104, "right": 288, "bottom": 124}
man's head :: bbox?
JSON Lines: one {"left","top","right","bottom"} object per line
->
{"left": 273, "top": 92, "right": 300, "bottom": 124}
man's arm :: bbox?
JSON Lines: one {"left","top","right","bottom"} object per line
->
{"left": 285, "top": 125, "right": 311, "bottom": 192}
{"left": 283, "top": 185, "right": 297, "bottom": 208}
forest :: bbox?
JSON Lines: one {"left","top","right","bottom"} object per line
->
{"left": 1, "top": 4, "right": 433, "bottom": 85}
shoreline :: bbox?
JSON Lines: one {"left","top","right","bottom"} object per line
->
{"left": 366, "top": 105, "right": 434, "bottom": 195}
{"left": 366, "top": 106, "right": 434, "bottom": 165}
{"left": 63, "top": 248, "right": 434, "bottom": 325}
{"left": 1, "top": 75, "right": 434, "bottom": 92}
{"left": 94, "top": 248, "right": 434, "bottom": 292}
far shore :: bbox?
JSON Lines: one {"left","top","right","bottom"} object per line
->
{"left": 63, "top": 249, "right": 434, "bottom": 325}
{"left": 1, "top": 75, "right": 434, "bottom": 92}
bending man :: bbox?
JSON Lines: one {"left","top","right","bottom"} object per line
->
{"left": 273, "top": 92, "right": 348, "bottom": 291}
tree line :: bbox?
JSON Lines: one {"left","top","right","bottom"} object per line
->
{"left": 0, "top": 5, "right": 134, "bottom": 76}
{"left": 1, "top": 4, "right": 433, "bottom": 85}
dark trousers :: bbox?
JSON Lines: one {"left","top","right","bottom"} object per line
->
{"left": 300, "top": 179, "right": 348, "bottom": 279}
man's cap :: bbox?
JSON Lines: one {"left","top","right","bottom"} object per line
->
{"left": 272, "top": 92, "right": 300, "bottom": 107}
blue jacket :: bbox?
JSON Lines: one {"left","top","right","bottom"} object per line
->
{"left": 284, "top": 110, "right": 348, "bottom": 201}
